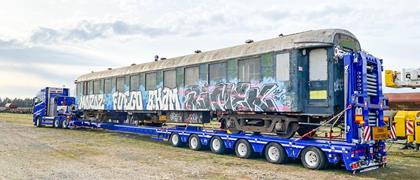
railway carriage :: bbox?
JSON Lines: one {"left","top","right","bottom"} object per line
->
{"left": 75, "top": 29, "right": 361, "bottom": 138}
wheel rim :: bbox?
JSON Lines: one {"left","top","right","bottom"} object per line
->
{"left": 54, "top": 120, "right": 59, "bottom": 127}
{"left": 36, "top": 118, "right": 41, "bottom": 126}
{"left": 268, "top": 146, "right": 280, "bottom": 161}
{"left": 212, "top": 138, "right": 221, "bottom": 151}
{"left": 237, "top": 143, "right": 248, "bottom": 157}
{"left": 190, "top": 137, "right": 198, "bottom": 149}
{"left": 62, "top": 120, "right": 68, "bottom": 128}
{"left": 172, "top": 134, "right": 179, "bottom": 145}
{"left": 305, "top": 151, "right": 319, "bottom": 167}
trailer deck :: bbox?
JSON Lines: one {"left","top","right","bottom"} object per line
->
{"left": 66, "top": 120, "right": 386, "bottom": 173}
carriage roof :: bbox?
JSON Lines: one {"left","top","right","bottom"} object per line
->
{"left": 76, "top": 29, "right": 357, "bottom": 82}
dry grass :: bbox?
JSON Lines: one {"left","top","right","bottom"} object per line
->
{"left": 1, "top": 113, "right": 420, "bottom": 179}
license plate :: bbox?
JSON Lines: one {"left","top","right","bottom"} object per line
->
{"left": 372, "top": 127, "right": 388, "bottom": 140}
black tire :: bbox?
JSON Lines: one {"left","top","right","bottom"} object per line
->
{"left": 170, "top": 133, "right": 183, "bottom": 147}
{"left": 53, "top": 118, "right": 61, "bottom": 128}
{"left": 210, "top": 136, "right": 225, "bottom": 154}
{"left": 35, "top": 117, "right": 42, "bottom": 127}
{"left": 264, "top": 142, "right": 288, "bottom": 164}
{"left": 62, "top": 119, "right": 69, "bottom": 129}
{"left": 188, "top": 134, "right": 202, "bottom": 151}
{"left": 235, "top": 139, "right": 253, "bottom": 159}
{"left": 300, "top": 147, "right": 328, "bottom": 170}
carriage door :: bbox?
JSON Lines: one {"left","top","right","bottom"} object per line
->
{"left": 308, "top": 48, "right": 329, "bottom": 106}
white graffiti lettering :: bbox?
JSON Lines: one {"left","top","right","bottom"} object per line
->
{"left": 78, "top": 95, "right": 104, "bottom": 110}
{"left": 113, "top": 91, "right": 143, "bottom": 110}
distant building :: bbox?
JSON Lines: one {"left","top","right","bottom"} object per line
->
{"left": 5, "top": 103, "right": 17, "bottom": 109}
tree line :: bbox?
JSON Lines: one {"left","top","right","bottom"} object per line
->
{"left": 0, "top": 97, "right": 33, "bottom": 108}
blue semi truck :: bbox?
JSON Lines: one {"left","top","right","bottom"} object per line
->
{"left": 32, "top": 51, "right": 389, "bottom": 173}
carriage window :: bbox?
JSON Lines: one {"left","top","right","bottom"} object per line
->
{"left": 88, "top": 81, "right": 94, "bottom": 95}
{"left": 209, "top": 62, "right": 227, "bottom": 84}
{"left": 309, "top": 49, "right": 328, "bottom": 81}
{"left": 93, "top": 80, "right": 102, "bottom": 94}
{"left": 276, "top": 52, "right": 290, "bottom": 81}
{"left": 104, "top": 78, "right": 112, "bottom": 93}
{"left": 164, "top": 70, "right": 176, "bottom": 88}
{"left": 146, "top": 72, "right": 157, "bottom": 90}
{"left": 83, "top": 82, "right": 88, "bottom": 95}
{"left": 130, "top": 75, "right": 140, "bottom": 91}
{"left": 116, "top": 77, "right": 125, "bottom": 92}
{"left": 185, "top": 66, "right": 199, "bottom": 86}
{"left": 76, "top": 83, "right": 82, "bottom": 96}
{"left": 238, "top": 57, "right": 260, "bottom": 82}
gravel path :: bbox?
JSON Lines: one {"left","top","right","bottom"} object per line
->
{"left": 0, "top": 118, "right": 377, "bottom": 180}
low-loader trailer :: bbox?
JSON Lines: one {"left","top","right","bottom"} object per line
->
{"left": 32, "top": 51, "right": 388, "bottom": 173}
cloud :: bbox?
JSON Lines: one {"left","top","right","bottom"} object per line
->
{"left": 30, "top": 20, "right": 174, "bottom": 44}
{"left": 0, "top": 38, "right": 114, "bottom": 66}
{"left": 0, "top": 38, "right": 115, "bottom": 98}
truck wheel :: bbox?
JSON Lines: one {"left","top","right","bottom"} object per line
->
{"left": 170, "top": 133, "right": 183, "bottom": 147}
{"left": 301, "top": 147, "right": 328, "bottom": 170}
{"left": 235, "top": 139, "right": 253, "bottom": 159}
{"left": 264, "top": 142, "right": 288, "bottom": 164}
{"left": 188, "top": 134, "right": 202, "bottom": 151}
{"left": 62, "top": 120, "right": 69, "bottom": 129}
{"left": 210, "top": 136, "right": 225, "bottom": 154}
{"left": 35, "top": 117, "right": 42, "bottom": 127}
{"left": 53, "top": 119, "right": 61, "bottom": 128}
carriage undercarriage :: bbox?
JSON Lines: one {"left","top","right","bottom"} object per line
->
{"left": 81, "top": 110, "right": 329, "bottom": 138}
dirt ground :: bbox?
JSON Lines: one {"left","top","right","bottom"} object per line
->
{"left": 1, "top": 113, "right": 419, "bottom": 180}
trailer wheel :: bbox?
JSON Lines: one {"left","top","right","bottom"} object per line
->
{"left": 235, "top": 139, "right": 253, "bottom": 159}
{"left": 170, "top": 133, "right": 183, "bottom": 147}
{"left": 53, "top": 119, "right": 61, "bottom": 128}
{"left": 264, "top": 142, "right": 287, "bottom": 164}
{"left": 188, "top": 134, "right": 202, "bottom": 151}
{"left": 210, "top": 136, "right": 225, "bottom": 154}
{"left": 35, "top": 117, "right": 42, "bottom": 127}
{"left": 62, "top": 119, "right": 69, "bottom": 129}
{"left": 301, "top": 147, "right": 328, "bottom": 170}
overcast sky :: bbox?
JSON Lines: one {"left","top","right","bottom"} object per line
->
{"left": 1, "top": 0, "right": 419, "bottom": 98}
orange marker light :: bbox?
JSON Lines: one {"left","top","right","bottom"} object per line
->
{"left": 355, "top": 115, "right": 364, "bottom": 125}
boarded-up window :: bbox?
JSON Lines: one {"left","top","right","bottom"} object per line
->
{"left": 185, "top": 66, "right": 199, "bottom": 86}
{"left": 209, "top": 62, "right": 227, "bottom": 84}
{"left": 276, "top": 52, "right": 290, "bottom": 81}
{"left": 93, "top": 80, "right": 102, "bottom": 94}
{"left": 164, "top": 70, "right": 176, "bottom": 88}
{"left": 130, "top": 75, "right": 140, "bottom": 91}
{"left": 309, "top": 49, "right": 328, "bottom": 81}
{"left": 238, "top": 57, "right": 260, "bottom": 82}
{"left": 104, "top": 78, "right": 112, "bottom": 93}
{"left": 116, "top": 77, "right": 125, "bottom": 92}
{"left": 88, "top": 81, "right": 94, "bottom": 95}
{"left": 146, "top": 72, "right": 157, "bottom": 90}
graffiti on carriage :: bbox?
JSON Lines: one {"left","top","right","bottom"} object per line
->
{"left": 77, "top": 81, "right": 293, "bottom": 112}
{"left": 184, "top": 82, "right": 293, "bottom": 112}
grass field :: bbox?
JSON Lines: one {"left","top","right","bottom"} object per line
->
{"left": 1, "top": 112, "right": 420, "bottom": 179}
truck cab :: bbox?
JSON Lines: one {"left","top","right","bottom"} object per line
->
{"left": 33, "top": 87, "right": 76, "bottom": 128}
